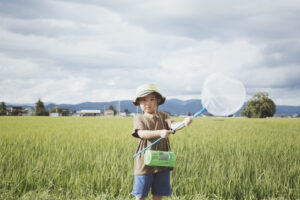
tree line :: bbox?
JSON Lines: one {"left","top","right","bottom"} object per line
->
{"left": 0, "top": 99, "right": 129, "bottom": 116}
{"left": 0, "top": 92, "right": 276, "bottom": 118}
{"left": 0, "top": 99, "right": 49, "bottom": 116}
{"left": 241, "top": 92, "right": 276, "bottom": 118}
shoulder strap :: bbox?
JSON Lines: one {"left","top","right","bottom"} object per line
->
{"left": 157, "top": 112, "right": 171, "bottom": 151}
{"left": 142, "top": 115, "right": 158, "bottom": 150}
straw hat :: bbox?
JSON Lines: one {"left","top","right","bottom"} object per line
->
{"left": 133, "top": 84, "right": 166, "bottom": 106}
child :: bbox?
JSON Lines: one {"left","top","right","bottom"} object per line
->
{"left": 131, "top": 84, "right": 192, "bottom": 200}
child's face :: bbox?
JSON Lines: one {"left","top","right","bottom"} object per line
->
{"left": 139, "top": 93, "right": 158, "bottom": 114}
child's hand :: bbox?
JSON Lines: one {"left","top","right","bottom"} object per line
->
{"left": 184, "top": 117, "right": 192, "bottom": 127}
{"left": 160, "top": 129, "right": 174, "bottom": 138}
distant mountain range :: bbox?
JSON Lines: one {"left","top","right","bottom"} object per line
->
{"left": 7, "top": 99, "right": 300, "bottom": 116}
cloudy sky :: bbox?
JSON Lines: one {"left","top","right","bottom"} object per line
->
{"left": 0, "top": 0, "right": 300, "bottom": 105}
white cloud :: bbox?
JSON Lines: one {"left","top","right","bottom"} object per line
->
{"left": 247, "top": 88, "right": 300, "bottom": 106}
{"left": 155, "top": 40, "right": 262, "bottom": 96}
{"left": 0, "top": 0, "right": 300, "bottom": 105}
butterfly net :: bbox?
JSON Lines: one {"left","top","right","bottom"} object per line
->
{"left": 201, "top": 73, "right": 246, "bottom": 116}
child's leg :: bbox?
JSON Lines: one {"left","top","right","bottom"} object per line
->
{"left": 131, "top": 174, "right": 153, "bottom": 199}
{"left": 151, "top": 170, "right": 172, "bottom": 197}
{"left": 136, "top": 198, "right": 146, "bottom": 200}
{"left": 152, "top": 195, "right": 162, "bottom": 200}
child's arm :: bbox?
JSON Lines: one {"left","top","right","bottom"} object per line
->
{"left": 170, "top": 117, "right": 193, "bottom": 131}
{"left": 137, "top": 129, "right": 174, "bottom": 139}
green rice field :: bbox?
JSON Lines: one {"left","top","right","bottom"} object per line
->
{"left": 0, "top": 116, "right": 299, "bottom": 199}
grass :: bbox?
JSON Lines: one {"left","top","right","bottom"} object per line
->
{"left": 0, "top": 116, "right": 299, "bottom": 199}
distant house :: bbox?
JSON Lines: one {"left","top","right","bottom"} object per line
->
{"left": 80, "top": 110, "right": 101, "bottom": 117}
{"left": 104, "top": 109, "right": 114, "bottom": 116}
{"left": 23, "top": 107, "right": 33, "bottom": 116}
{"left": 50, "top": 113, "right": 59, "bottom": 117}
{"left": 119, "top": 112, "right": 127, "bottom": 117}
{"left": 6, "top": 107, "right": 23, "bottom": 116}
{"left": 73, "top": 111, "right": 81, "bottom": 117}
{"left": 50, "top": 108, "right": 70, "bottom": 117}
{"left": 6, "top": 107, "right": 33, "bottom": 116}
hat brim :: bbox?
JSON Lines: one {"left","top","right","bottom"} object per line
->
{"left": 133, "top": 91, "right": 166, "bottom": 106}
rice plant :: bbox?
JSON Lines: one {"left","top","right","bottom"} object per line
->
{"left": 0, "top": 117, "right": 299, "bottom": 199}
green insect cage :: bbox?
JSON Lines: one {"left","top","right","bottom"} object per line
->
{"left": 144, "top": 150, "right": 176, "bottom": 167}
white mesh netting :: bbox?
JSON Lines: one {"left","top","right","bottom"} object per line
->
{"left": 201, "top": 73, "right": 246, "bottom": 116}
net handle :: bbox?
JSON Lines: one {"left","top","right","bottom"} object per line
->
{"left": 133, "top": 108, "right": 207, "bottom": 159}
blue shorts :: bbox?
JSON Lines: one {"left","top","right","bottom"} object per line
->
{"left": 131, "top": 170, "right": 172, "bottom": 198}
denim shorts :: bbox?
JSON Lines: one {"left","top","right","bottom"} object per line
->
{"left": 131, "top": 170, "right": 172, "bottom": 198}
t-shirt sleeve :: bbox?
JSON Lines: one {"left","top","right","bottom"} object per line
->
{"left": 132, "top": 115, "right": 145, "bottom": 138}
